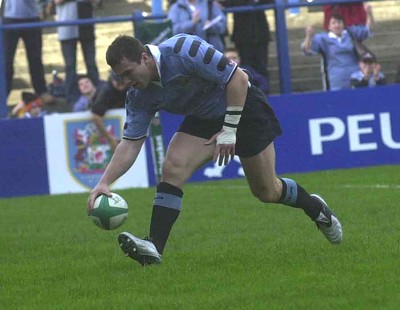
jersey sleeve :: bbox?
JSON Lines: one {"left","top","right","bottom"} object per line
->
{"left": 122, "top": 91, "right": 153, "bottom": 140}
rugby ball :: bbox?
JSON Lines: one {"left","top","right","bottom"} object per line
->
{"left": 89, "top": 193, "right": 128, "bottom": 230}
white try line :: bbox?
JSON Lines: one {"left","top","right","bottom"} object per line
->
{"left": 341, "top": 184, "right": 400, "bottom": 190}
{"left": 194, "top": 183, "right": 400, "bottom": 190}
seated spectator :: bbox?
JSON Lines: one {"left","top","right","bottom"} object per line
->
{"left": 167, "top": 0, "right": 227, "bottom": 52}
{"left": 73, "top": 74, "right": 98, "bottom": 112}
{"left": 350, "top": 52, "right": 386, "bottom": 88}
{"left": 73, "top": 73, "right": 127, "bottom": 151}
{"left": 91, "top": 72, "right": 128, "bottom": 151}
{"left": 10, "top": 92, "right": 46, "bottom": 118}
{"left": 302, "top": 7, "right": 375, "bottom": 91}
{"left": 224, "top": 47, "right": 269, "bottom": 96}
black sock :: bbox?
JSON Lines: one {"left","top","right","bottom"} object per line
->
{"left": 149, "top": 182, "right": 183, "bottom": 254}
{"left": 279, "top": 178, "right": 322, "bottom": 220}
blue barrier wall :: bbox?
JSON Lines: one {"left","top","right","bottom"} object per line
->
{"left": 1, "top": 85, "right": 399, "bottom": 198}
{"left": 155, "top": 85, "right": 400, "bottom": 184}
{"left": 271, "top": 84, "right": 400, "bottom": 174}
{"left": 0, "top": 118, "right": 49, "bottom": 198}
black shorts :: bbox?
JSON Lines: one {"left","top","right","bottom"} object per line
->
{"left": 177, "top": 86, "right": 282, "bottom": 158}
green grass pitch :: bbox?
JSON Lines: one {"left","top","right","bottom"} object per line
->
{"left": 1, "top": 165, "right": 399, "bottom": 309}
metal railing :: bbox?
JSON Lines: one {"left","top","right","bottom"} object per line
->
{"left": 0, "top": 0, "right": 372, "bottom": 118}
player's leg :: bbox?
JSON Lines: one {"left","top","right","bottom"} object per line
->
{"left": 149, "top": 132, "right": 215, "bottom": 254}
{"left": 236, "top": 85, "right": 342, "bottom": 244}
{"left": 119, "top": 131, "right": 215, "bottom": 265}
{"left": 240, "top": 142, "right": 342, "bottom": 244}
{"left": 240, "top": 142, "right": 321, "bottom": 217}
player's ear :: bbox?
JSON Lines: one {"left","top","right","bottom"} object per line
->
{"left": 142, "top": 52, "right": 149, "bottom": 64}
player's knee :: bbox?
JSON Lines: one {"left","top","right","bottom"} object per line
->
{"left": 251, "top": 186, "right": 281, "bottom": 203}
{"left": 162, "top": 153, "right": 186, "bottom": 178}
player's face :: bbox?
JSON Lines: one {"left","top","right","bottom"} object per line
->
{"left": 112, "top": 55, "right": 153, "bottom": 89}
{"left": 328, "top": 17, "right": 344, "bottom": 36}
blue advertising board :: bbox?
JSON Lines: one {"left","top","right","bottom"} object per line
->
{"left": 271, "top": 84, "right": 400, "bottom": 174}
{"left": 0, "top": 118, "right": 49, "bottom": 198}
{"left": 156, "top": 84, "right": 400, "bottom": 185}
{"left": 1, "top": 85, "right": 399, "bottom": 197}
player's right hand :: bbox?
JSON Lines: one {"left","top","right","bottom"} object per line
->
{"left": 86, "top": 183, "right": 112, "bottom": 214}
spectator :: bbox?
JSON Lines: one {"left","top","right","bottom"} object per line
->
{"left": 323, "top": 2, "right": 367, "bottom": 30}
{"left": 72, "top": 74, "right": 98, "bottom": 112}
{"left": 224, "top": 47, "right": 269, "bottom": 96}
{"left": 91, "top": 72, "right": 128, "bottom": 151}
{"left": 48, "top": 0, "right": 100, "bottom": 106}
{"left": 167, "top": 0, "right": 227, "bottom": 52}
{"left": 3, "top": 0, "right": 53, "bottom": 104}
{"left": 224, "top": 0, "right": 273, "bottom": 92}
{"left": 73, "top": 73, "right": 126, "bottom": 151}
{"left": 10, "top": 92, "right": 46, "bottom": 118}
{"left": 350, "top": 52, "right": 386, "bottom": 88}
{"left": 302, "top": 6, "right": 375, "bottom": 91}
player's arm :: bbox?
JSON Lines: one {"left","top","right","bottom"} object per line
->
{"left": 226, "top": 67, "right": 248, "bottom": 110}
{"left": 87, "top": 137, "right": 145, "bottom": 212}
{"left": 214, "top": 68, "right": 248, "bottom": 165}
{"left": 205, "top": 68, "right": 248, "bottom": 165}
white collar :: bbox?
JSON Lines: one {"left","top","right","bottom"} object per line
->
{"left": 145, "top": 44, "right": 162, "bottom": 85}
{"left": 328, "top": 29, "right": 347, "bottom": 42}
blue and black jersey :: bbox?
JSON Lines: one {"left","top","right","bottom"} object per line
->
{"left": 123, "top": 34, "right": 237, "bottom": 140}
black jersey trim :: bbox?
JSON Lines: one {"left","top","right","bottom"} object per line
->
{"left": 217, "top": 55, "right": 230, "bottom": 71}
{"left": 203, "top": 47, "right": 216, "bottom": 64}
{"left": 189, "top": 40, "right": 201, "bottom": 57}
{"left": 173, "top": 37, "right": 186, "bottom": 53}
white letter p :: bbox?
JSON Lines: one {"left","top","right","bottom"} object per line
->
{"left": 309, "top": 117, "right": 345, "bottom": 155}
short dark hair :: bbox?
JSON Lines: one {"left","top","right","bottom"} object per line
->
{"left": 76, "top": 74, "right": 93, "bottom": 84}
{"left": 106, "top": 35, "right": 146, "bottom": 67}
{"left": 360, "top": 52, "right": 377, "bottom": 63}
{"left": 330, "top": 13, "right": 344, "bottom": 22}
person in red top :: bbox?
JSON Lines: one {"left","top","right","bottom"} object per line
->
{"left": 323, "top": 2, "right": 367, "bottom": 29}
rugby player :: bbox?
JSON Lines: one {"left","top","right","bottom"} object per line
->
{"left": 87, "top": 34, "right": 343, "bottom": 266}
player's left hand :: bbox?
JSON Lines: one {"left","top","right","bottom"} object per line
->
{"left": 205, "top": 130, "right": 236, "bottom": 166}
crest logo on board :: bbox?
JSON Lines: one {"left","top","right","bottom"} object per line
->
{"left": 66, "top": 117, "right": 121, "bottom": 189}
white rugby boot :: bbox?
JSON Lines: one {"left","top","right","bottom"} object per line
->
{"left": 311, "top": 194, "right": 343, "bottom": 244}
{"left": 118, "top": 232, "right": 162, "bottom": 266}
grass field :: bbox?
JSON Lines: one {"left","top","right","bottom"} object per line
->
{"left": 1, "top": 165, "right": 399, "bottom": 309}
